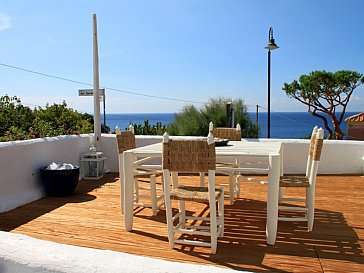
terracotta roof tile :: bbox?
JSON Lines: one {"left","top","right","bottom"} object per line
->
{"left": 345, "top": 112, "right": 364, "bottom": 122}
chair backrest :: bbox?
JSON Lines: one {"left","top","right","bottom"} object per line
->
{"left": 116, "top": 131, "right": 136, "bottom": 154}
{"left": 162, "top": 134, "right": 216, "bottom": 173}
{"left": 211, "top": 127, "right": 241, "bottom": 141}
{"left": 209, "top": 122, "right": 242, "bottom": 141}
{"left": 312, "top": 128, "right": 324, "bottom": 162}
{"left": 308, "top": 127, "right": 324, "bottom": 183}
{"left": 305, "top": 126, "right": 318, "bottom": 176}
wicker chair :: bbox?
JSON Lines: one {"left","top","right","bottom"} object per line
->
{"left": 201, "top": 122, "right": 244, "bottom": 205}
{"left": 278, "top": 127, "right": 324, "bottom": 231}
{"left": 116, "top": 126, "right": 163, "bottom": 216}
{"left": 211, "top": 127, "right": 242, "bottom": 141}
{"left": 162, "top": 133, "right": 224, "bottom": 254}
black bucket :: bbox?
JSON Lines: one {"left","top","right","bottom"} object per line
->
{"left": 40, "top": 166, "right": 80, "bottom": 197}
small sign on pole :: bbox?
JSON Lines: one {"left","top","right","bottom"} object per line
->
{"left": 78, "top": 89, "right": 105, "bottom": 101}
{"left": 78, "top": 88, "right": 107, "bottom": 127}
{"left": 79, "top": 89, "right": 105, "bottom": 96}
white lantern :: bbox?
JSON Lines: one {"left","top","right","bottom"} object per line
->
{"left": 80, "top": 146, "right": 106, "bottom": 180}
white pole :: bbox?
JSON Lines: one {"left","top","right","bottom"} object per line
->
{"left": 93, "top": 14, "right": 101, "bottom": 151}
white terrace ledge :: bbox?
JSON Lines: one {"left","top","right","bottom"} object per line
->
{"left": 0, "top": 231, "right": 245, "bottom": 273}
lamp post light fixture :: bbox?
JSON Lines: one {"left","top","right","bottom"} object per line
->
{"left": 265, "top": 27, "right": 279, "bottom": 138}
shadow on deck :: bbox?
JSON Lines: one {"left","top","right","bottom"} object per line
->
{"left": 0, "top": 173, "right": 363, "bottom": 272}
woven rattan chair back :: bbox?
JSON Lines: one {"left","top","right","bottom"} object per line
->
{"left": 308, "top": 127, "right": 318, "bottom": 158}
{"left": 212, "top": 128, "right": 241, "bottom": 141}
{"left": 116, "top": 131, "right": 136, "bottom": 154}
{"left": 163, "top": 139, "right": 216, "bottom": 173}
{"left": 313, "top": 138, "right": 323, "bottom": 161}
{"left": 305, "top": 126, "right": 318, "bottom": 176}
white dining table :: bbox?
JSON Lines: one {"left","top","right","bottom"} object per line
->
{"left": 121, "top": 140, "right": 282, "bottom": 245}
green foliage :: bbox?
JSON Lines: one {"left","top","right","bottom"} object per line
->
{"left": 130, "top": 120, "right": 166, "bottom": 135}
{"left": 0, "top": 95, "right": 34, "bottom": 140}
{"left": 101, "top": 123, "right": 110, "bottom": 133}
{"left": 167, "top": 97, "right": 258, "bottom": 137}
{"left": 167, "top": 105, "right": 205, "bottom": 136}
{"left": 31, "top": 101, "right": 93, "bottom": 137}
{"left": 283, "top": 70, "right": 363, "bottom": 139}
{"left": 0, "top": 95, "right": 93, "bottom": 141}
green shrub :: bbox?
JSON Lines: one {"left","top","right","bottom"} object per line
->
{"left": 130, "top": 120, "right": 166, "bottom": 135}
{"left": 0, "top": 95, "right": 34, "bottom": 140}
{"left": 0, "top": 95, "right": 93, "bottom": 141}
{"left": 167, "top": 97, "right": 258, "bottom": 137}
{"left": 31, "top": 101, "right": 93, "bottom": 137}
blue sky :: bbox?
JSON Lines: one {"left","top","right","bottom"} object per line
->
{"left": 0, "top": 0, "right": 363, "bottom": 114}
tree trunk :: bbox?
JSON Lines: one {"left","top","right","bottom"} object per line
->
{"left": 309, "top": 110, "right": 332, "bottom": 139}
{"left": 332, "top": 118, "right": 344, "bottom": 140}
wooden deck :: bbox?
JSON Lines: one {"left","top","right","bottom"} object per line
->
{"left": 1, "top": 173, "right": 363, "bottom": 272}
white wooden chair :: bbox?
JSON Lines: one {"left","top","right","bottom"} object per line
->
{"left": 210, "top": 124, "right": 241, "bottom": 205}
{"left": 116, "top": 126, "right": 164, "bottom": 216}
{"left": 162, "top": 132, "right": 224, "bottom": 254}
{"left": 278, "top": 127, "right": 324, "bottom": 231}
{"left": 207, "top": 122, "right": 268, "bottom": 204}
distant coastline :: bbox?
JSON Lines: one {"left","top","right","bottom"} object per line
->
{"left": 102, "top": 112, "right": 359, "bottom": 139}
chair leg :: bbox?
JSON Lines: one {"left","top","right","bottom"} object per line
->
{"left": 208, "top": 171, "right": 218, "bottom": 254}
{"left": 236, "top": 174, "right": 241, "bottom": 199}
{"left": 134, "top": 178, "right": 139, "bottom": 203}
{"left": 307, "top": 186, "right": 315, "bottom": 232}
{"left": 209, "top": 201, "right": 218, "bottom": 254}
{"left": 218, "top": 189, "right": 224, "bottom": 238}
{"left": 166, "top": 206, "right": 175, "bottom": 249}
{"left": 229, "top": 172, "right": 235, "bottom": 205}
{"left": 279, "top": 187, "right": 285, "bottom": 203}
{"left": 150, "top": 174, "right": 157, "bottom": 216}
{"left": 178, "top": 200, "right": 186, "bottom": 228}
{"left": 119, "top": 155, "right": 124, "bottom": 214}
{"left": 199, "top": 172, "right": 205, "bottom": 187}
{"left": 171, "top": 172, "right": 178, "bottom": 189}
{"left": 163, "top": 172, "right": 175, "bottom": 249}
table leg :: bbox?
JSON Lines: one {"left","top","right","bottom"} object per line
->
{"left": 123, "top": 151, "right": 134, "bottom": 231}
{"left": 266, "top": 153, "right": 280, "bottom": 245}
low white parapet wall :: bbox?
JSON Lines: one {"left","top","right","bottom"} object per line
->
{"left": 102, "top": 134, "right": 364, "bottom": 175}
{"left": 260, "top": 138, "right": 364, "bottom": 175}
{"left": 0, "top": 135, "right": 93, "bottom": 213}
{"left": 1, "top": 134, "right": 363, "bottom": 213}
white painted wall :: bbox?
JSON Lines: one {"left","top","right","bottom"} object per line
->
{"left": 1, "top": 134, "right": 363, "bottom": 213}
{"left": 268, "top": 139, "right": 364, "bottom": 174}
{"left": 0, "top": 135, "right": 93, "bottom": 212}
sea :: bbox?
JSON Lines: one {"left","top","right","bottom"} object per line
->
{"left": 102, "top": 112, "right": 359, "bottom": 139}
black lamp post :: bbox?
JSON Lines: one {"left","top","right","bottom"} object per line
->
{"left": 265, "top": 27, "right": 279, "bottom": 138}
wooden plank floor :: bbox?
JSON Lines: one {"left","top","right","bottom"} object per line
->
{"left": 1, "top": 173, "right": 363, "bottom": 272}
